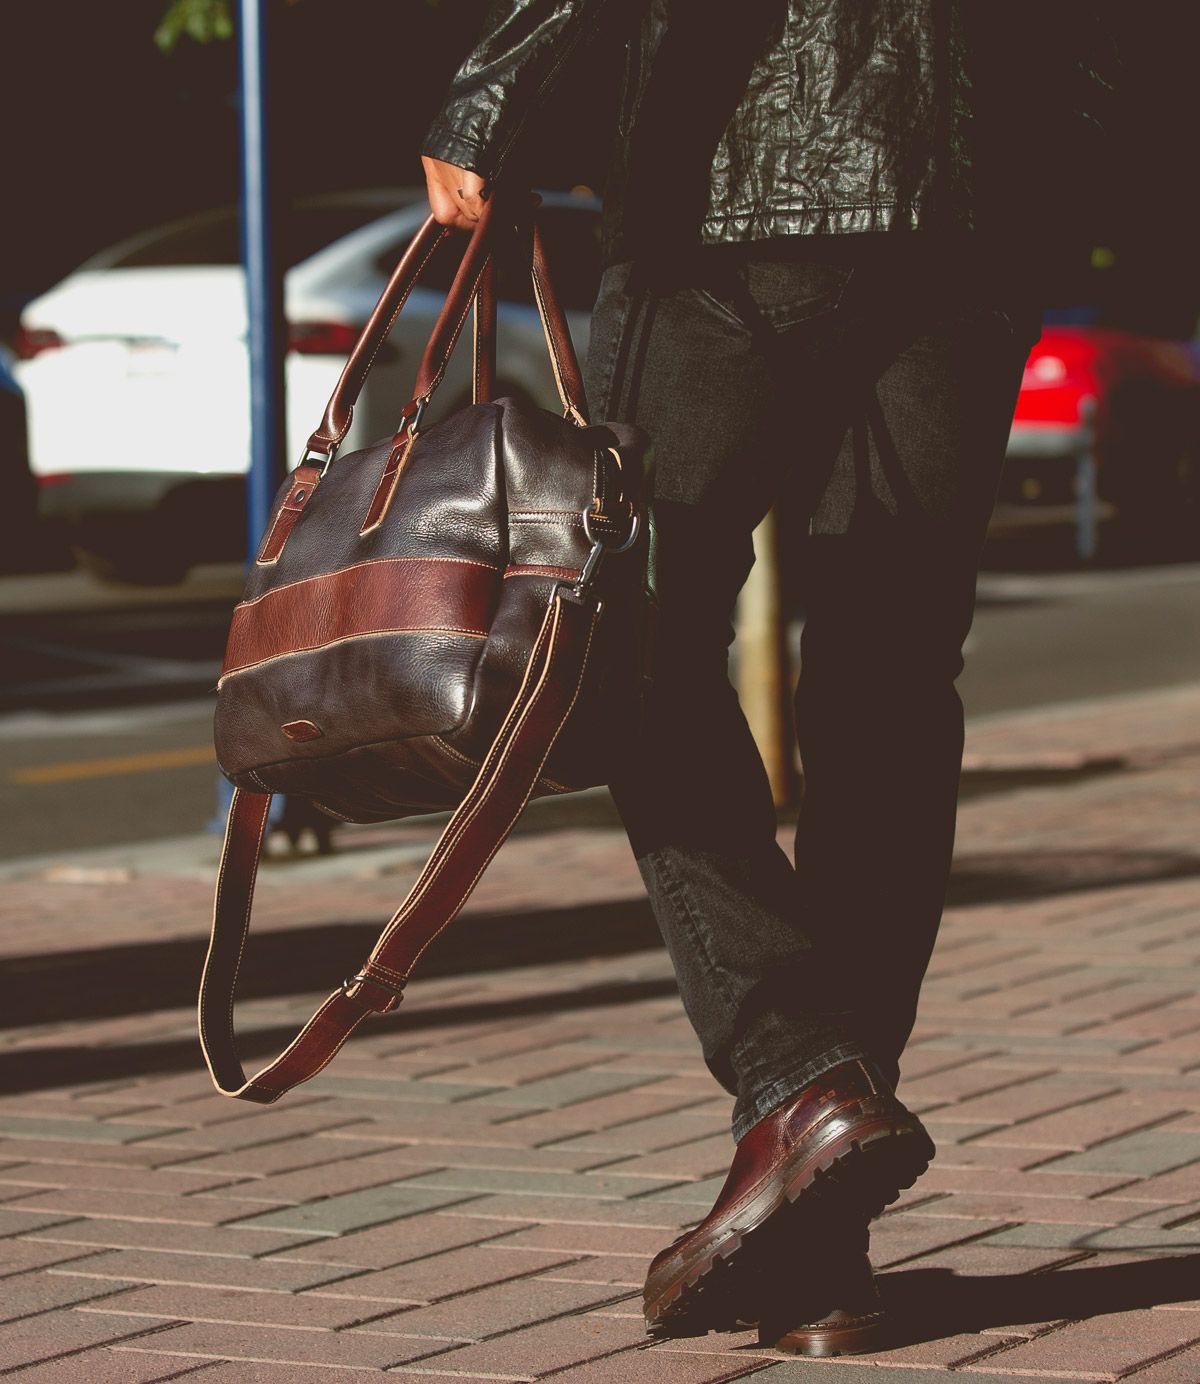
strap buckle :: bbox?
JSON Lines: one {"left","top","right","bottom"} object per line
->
{"left": 342, "top": 971, "right": 406, "bottom": 1012}
{"left": 567, "top": 504, "right": 640, "bottom": 599}
{"left": 400, "top": 394, "right": 430, "bottom": 438}
{"left": 298, "top": 443, "right": 339, "bottom": 478}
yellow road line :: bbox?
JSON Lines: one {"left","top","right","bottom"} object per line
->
{"left": 11, "top": 746, "right": 215, "bottom": 785}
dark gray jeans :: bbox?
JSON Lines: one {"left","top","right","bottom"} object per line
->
{"left": 584, "top": 236, "right": 1042, "bottom": 1141}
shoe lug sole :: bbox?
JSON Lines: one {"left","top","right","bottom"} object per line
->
{"left": 643, "top": 1107, "right": 932, "bottom": 1332}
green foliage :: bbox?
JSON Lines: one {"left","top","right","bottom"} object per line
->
{"left": 155, "top": 0, "right": 234, "bottom": 53}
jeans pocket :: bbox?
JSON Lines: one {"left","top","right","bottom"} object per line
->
{"left": 697, "top": 257, "right": 856, "bottom": 332}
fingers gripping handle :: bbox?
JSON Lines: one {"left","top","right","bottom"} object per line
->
{"left": 412, "top": 197, "right": 501, "bottom": 406}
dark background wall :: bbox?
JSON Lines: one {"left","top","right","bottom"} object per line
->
{"left": 4, "top": 3, "right": 1196, "bottom": 330}
{"left": 3, "top": 0, "right": 615, "bottom": 320}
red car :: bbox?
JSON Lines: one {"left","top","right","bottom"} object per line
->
{"left": 997, "top": 295, "right": 1200, "bottom": 559}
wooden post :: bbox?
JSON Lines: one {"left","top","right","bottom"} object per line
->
{"left": 736, "top": 508, "right": 797, "bottom": 806}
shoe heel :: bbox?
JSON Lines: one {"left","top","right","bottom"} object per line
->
{"left": 766, "top": 1312, "right": 891, "bottom": 1358}
{"left": 785, "top": 1098, "right": 934, "bottom": 1220}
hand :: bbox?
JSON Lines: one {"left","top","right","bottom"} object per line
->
{"left": 422, "top": 155, "right": 488, "bottom": 231}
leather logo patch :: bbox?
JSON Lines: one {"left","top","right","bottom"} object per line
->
{"left": 281, "top": 719, "right": 323, "bottom": 742}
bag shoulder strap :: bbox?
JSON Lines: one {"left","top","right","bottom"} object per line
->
{"left": 199, "top": 588, "right": 600, "bottom": 1103}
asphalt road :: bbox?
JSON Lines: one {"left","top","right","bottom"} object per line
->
{"left": 2, "top": 557, "right": 1200, "bottom": 863}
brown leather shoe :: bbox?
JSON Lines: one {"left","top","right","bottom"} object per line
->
{"left": 643, "top": 1058, "right": 932, "bottom": 1333}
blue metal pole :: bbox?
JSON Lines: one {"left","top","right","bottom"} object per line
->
{"left": 238, "top": 0, "right": 286, "bottom": 555}
{"left": 212, "top": 0, "right": 286, "bottom": 836}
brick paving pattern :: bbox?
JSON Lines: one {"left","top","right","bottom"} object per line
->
{"left": 1, "top": 682, "right": 1199, "bottom": 1380}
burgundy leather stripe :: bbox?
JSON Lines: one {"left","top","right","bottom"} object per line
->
{"left": 221, "top": 557, "right": 498, "bottom": 678}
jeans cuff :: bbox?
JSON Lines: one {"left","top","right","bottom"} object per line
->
{"left": 731, "top": 1042, "right": 875, "bottom": 1143}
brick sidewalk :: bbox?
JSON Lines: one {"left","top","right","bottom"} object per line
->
{"left": 1, "top": 685, "right": 1199, "bottom": 1381}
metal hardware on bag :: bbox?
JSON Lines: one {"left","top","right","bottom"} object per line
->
{"left": 554, "top": 581, "right": 605, "bottom": 614}
{"left": 582, "top": 503, "right": 640, "bottom": 554}
{"left": 567, "top": 508, "right": 641, "bottom": 599}
{"left": 573, "top": 537, "right": 608, "bottom": 595}
{"left": 342, "top": 971, "right": 406, "bottom": 1007}
{"left": 402, "top": 394, "right": 430, "bottom": 438}
{"left": 298, "top": 443, "right": 339, "bottom": 478}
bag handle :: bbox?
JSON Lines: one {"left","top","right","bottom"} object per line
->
{"left": 304, "top": 215, "right": 449, "bottom": 461}
{"left": 303, "top": 198, "right": 587, "bottom": 469}
{"left": 199, "top": 586, "right": 601, "bottom": 1103}
{"left": 472, "top": 258, "right": 497, "bottom": 405}
{"left": 404, "top": 199, "right": 587, "bottom": 434}
{"left": 530, "top": 221, "right": 588, "bottom": 426}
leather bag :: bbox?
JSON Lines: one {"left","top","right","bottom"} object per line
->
{"left": 199, "top": 199, "right": 647, "bottom": 1103}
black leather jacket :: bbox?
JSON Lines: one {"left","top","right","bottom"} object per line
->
{"left": 423, "top": 0, "right": 1118, "bottom": 264}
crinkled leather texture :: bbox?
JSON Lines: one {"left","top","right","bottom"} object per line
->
{"left": 423, "top": 0, "right": 1118, "bottom": 261}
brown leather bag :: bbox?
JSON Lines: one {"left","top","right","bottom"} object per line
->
{"left": 199, "top": 200, "right": 647, "bottom": 1103}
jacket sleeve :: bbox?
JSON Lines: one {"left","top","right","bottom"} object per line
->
{"left": 422, "top": 0, "right": 632, "bottom": 179}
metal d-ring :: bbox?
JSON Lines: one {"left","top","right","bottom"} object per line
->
{"left": 342, "top": 971, "right": 406, "bottom": 1004}
{"left": 570, "top": 507, "right": 641, "bottom": 597}
{"left": 582, "top": 504, "right": 640, "bottom": 554}
{"left": 296, "top": 442, "right": 339, "bottom": 478}
{"left": 402, "top": 394, "right": 430, "bottom": 439}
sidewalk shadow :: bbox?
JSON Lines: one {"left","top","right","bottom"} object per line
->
{"left": 947, "top": 848, "right": 1200, "bottom": 907}
{"left": 875, "top": 1253, "right": 1200, "bottom": 1347}
{"left": 0, "top": 971, "right": 680, "bottom": 1096}
{"left": 5, "top": 846, "right": 1199, "bottom": 1095}
{"left": 0, "top": 895, "right": 667, "bottom": 1093}
{"left": 2, "top": 896, "right": 664, "bottom": 1031}
{"left": 8, "top": 848, "right": 1197, "bottom": 1036}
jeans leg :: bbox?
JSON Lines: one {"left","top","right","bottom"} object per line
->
{"left": 586, "top": 263, "right": 872, "bottom": 1138}
{"left": 792, "top": 289, "right": 1039, "bottom": 1089}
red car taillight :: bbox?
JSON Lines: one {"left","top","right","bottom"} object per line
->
{"left": 287, "top": 321, "right": 360, "bottom": 356}
{"left": 1015, "top": 335, "right": 1102, "bottom": 426}
{"left": 15, "top": 325, "right": 65, "bottom": 360}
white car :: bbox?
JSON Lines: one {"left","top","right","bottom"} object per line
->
{"left": 16, "top": 189, "right": 603, "bottom": 583}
